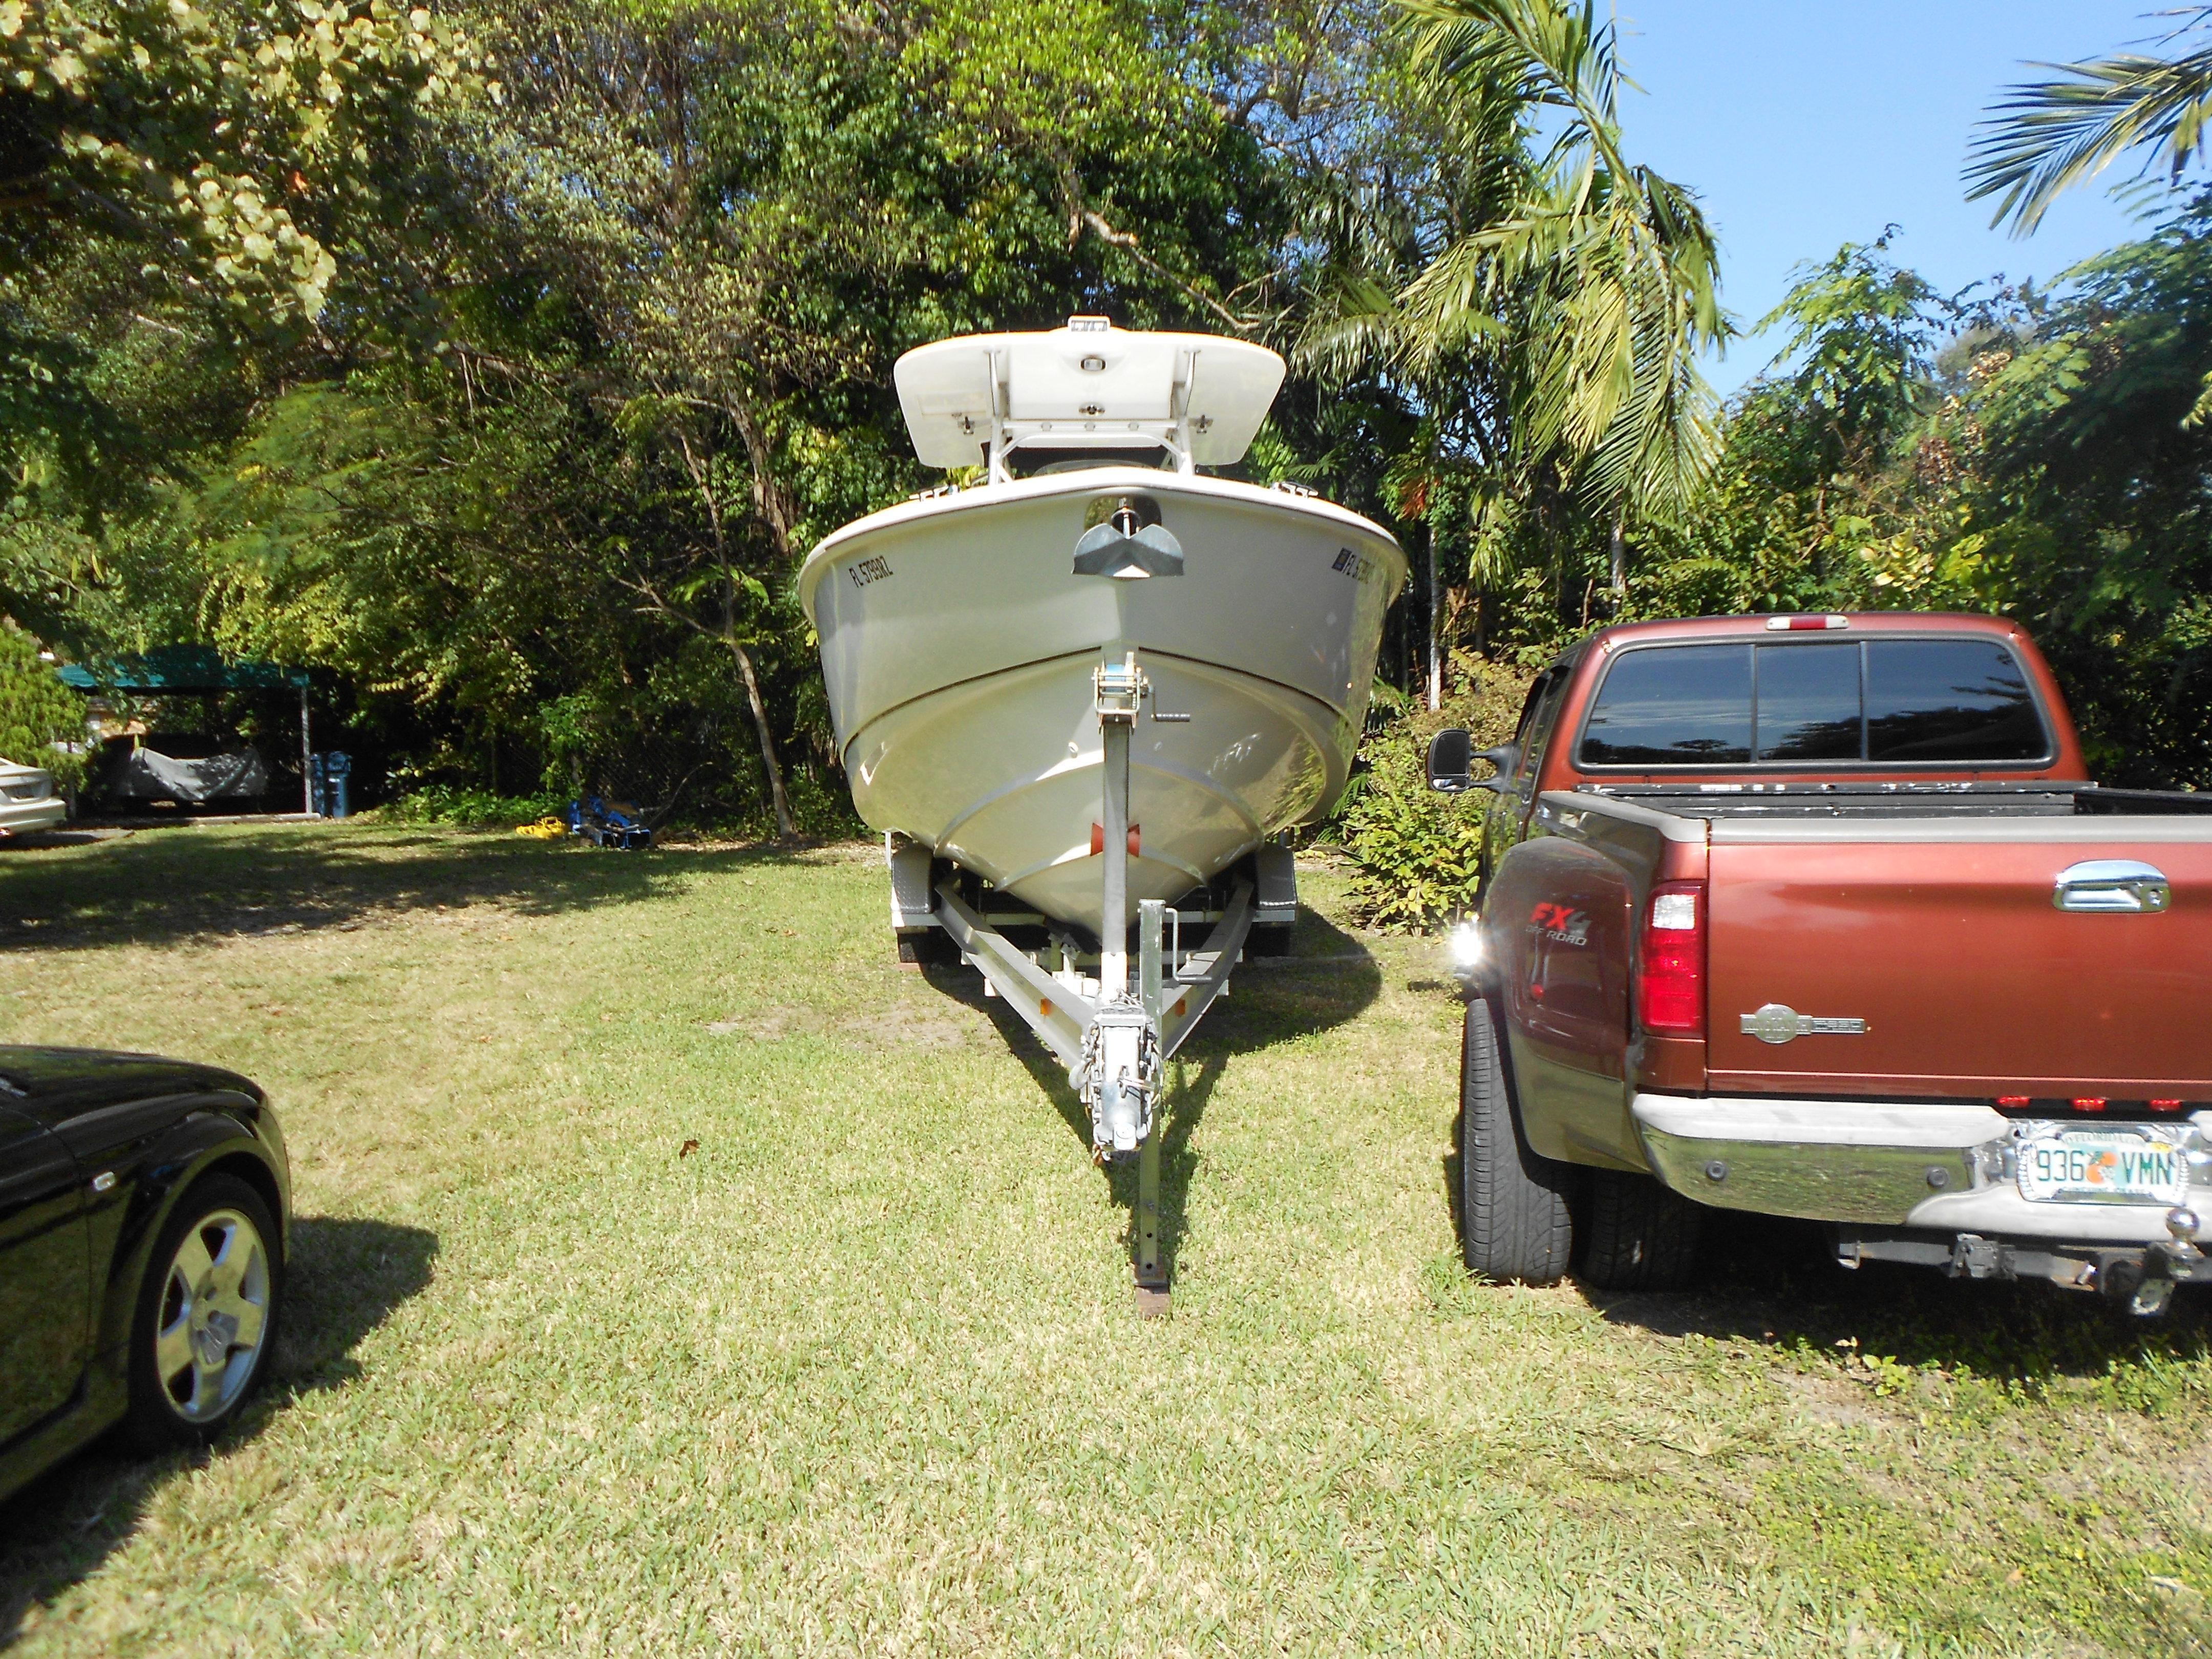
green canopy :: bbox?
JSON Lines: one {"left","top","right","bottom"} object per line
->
{"left": 56, "top": 646, "right": 309, "bottom": 693}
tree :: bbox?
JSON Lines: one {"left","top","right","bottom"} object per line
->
{"left": 1948, "top": 209, "right": 2212, "bottom": 785}
{"left": 0, "top": 618, "right": 84, "bottom": 785}
{"left": 1969, "top": 6, "right": 2212, "bottom": 236}
{"left": 0, "top": 0, "right": 484, "bottom": 642}
{"left": 1646, "top": 237, "right": 1954, "bottom": 605}
{"left": 1292, "top": 0, "right": 1726, "bottom": 694}
{"left": 437, "top": 0, "right": 1290, "bottom": 835}
{"left": 1393, "top": 0, "right": 1724, "bottom": 515}
{"left": 1645, "top": 207, "right": 2212, "bottom": 790}
{"left": 4, "top": 0, "right": 1310, "bottom": 830}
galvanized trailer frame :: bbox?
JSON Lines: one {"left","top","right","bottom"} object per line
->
{"left": 894, "top": 650, "right": 1266, "bottom": 1313}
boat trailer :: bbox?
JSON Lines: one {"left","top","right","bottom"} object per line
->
{"left": 888, "top": 651, "right": 1274, "bottom": 1314}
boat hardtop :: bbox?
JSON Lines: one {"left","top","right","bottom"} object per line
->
{"left": 892, "top": 315, "right": 1285, "bottom": 475}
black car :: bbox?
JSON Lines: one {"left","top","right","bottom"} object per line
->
{"left": 1, "top": 1046, "right": 290, "bottom": 1503}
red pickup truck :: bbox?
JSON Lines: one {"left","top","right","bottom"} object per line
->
{"left": 1425, "top": 612, "right": 2212, "bottom": 1313}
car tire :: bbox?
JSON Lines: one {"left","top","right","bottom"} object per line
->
{"left": 1577, "top": 1168, "right": 1704, "bottom": 1291}
{"left": 124, "top": 1174, "right": 283, "bottom": 1452}
{"left": 1458, "top": 994, "right": 1576, "bottom": 1285}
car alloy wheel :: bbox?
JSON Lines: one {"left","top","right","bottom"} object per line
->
{"left": 152, "top": 1205, "right": 273, "bottom": 1424}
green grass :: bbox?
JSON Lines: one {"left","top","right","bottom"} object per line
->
{"left": 2, "top": 822, "right": 2211, "bottom": 1655}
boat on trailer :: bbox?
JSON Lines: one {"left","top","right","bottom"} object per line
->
{"left": 799, "top": 317, "right": 1405, "bottom": 1306}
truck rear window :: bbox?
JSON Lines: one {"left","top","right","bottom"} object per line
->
{"left": 1577, "top": 637, "right": 2049, "bottom": 767}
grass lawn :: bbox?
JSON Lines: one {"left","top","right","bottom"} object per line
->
{"left": 2, "top": 822, "right": 2211, "bottom": 1656}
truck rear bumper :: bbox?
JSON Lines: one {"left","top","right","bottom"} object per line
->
{"left": 1631, "top": 1093, "right": 2212, "bottom": 1245}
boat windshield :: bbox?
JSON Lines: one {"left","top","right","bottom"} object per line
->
{"left": 1006, "top": 443, "right": 1176, "bottom": 478}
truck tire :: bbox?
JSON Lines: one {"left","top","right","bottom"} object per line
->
{"left": 1458, "top": 995, "right": 1576, "bottom": 1285}
{"left": 1577, "top": 1168, "right": 1703, "bottom": 1291}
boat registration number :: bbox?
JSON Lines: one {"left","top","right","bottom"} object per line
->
{"left": 2015, "top": 1125, "right": 2190, "bottom": 1206}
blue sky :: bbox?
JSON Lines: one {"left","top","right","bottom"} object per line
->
{"left": 1614, "top": 1, "right": 2178, "bottom": 394}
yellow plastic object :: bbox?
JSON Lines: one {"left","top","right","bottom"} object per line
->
{"left": 515, "top": 818, "right": 566, "bottom": 839}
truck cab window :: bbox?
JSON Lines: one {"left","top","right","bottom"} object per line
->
{"left": 1578, "top": 636, "right": 2051, "bottom": 767}
{"left": 1509, "top": 673, "right": 1552, "bottom": 750}
{"left": 1579, "top": 644, "right": 1752, "bottom": 765}
{"left": 1756, "top": 641, "right": 1860, "bottom": 760}
{"left": 1516, "top": 669, "right": 1573, "bottom": 794}
{"left": 1865, "top": 639, "right": 2046, "bottom": 761}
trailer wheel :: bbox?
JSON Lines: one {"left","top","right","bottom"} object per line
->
{"left": 1576, "top": 1169, "right": 1703, "bottom": 1291}
{"left": 1458, "top": 994, "right": 1576, "bottom": 1285}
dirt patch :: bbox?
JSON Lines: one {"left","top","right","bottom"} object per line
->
{"left": 839, "top": 1004, "right": 986, "bottom": 1050}
{"left": 1773, "top": 1368, "right": 1901, "bottom": 1433}
{"left": 704, "top": 1001, "right": 985, "bottom": 1050}
{"left": 705, "top": 1006, "right": 826, "bottom": 1039}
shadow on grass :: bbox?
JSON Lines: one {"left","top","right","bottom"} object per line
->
{"left": 923, "top": 905, "right": 1384, "bottom": 1289}
{"left": 1429, "top": 1131, "right": 2212, "bottom": 1384}
{"left": 0, "top": 822, "right": 830, "bottom": 953}
{"left": 1590, "top": 1206, "right": 2212, "bottom": 1387}
{"left": 0, "top": 1216, "right": 438, "bottom": 1643}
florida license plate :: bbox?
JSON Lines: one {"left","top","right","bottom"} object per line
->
{"left": 2016, "top": 1125, "right": 2190, "bottom": 1206}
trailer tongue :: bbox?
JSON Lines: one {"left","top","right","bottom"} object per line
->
{"left": 922, "top": 653, "right": 1254, "bottom": 1310}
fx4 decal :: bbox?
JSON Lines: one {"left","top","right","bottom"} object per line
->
{"left": 1527, "top": 902, "right": 1591, "bottom": 946}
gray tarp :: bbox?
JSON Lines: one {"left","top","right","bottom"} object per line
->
{"left": 109, "top": 748, "right": 270, "bottom": 802}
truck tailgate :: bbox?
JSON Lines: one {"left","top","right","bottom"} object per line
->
{"left": 1704, "top": 820, "right": 2212, "bottom": 1098}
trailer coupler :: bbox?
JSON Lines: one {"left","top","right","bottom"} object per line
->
{"left": 1082, "top": 1001, "right": 1159, "bottom": 1160}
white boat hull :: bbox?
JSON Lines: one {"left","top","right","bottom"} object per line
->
{"left": 800, "top": 468, "right": 1405, "bottom": 938}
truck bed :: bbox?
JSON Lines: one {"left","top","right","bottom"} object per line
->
{"left": 1570, "top": 781, "right": 2212, "bottom": 819}
{"left": 1547, "top": 784, "right": 2212, "bottom": 1103}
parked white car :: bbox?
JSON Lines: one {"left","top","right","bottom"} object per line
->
{"left": 0, "top": 758, "right": 68, "bottom": 835}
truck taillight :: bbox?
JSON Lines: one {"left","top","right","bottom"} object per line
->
{"left": 1637, "top": 881, "right": 1707, "bottom": 1038}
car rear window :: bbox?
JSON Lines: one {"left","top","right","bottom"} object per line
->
{"left": 1578, "top": 644, "right": 1752, "bottom": 765}
{"left": 1576, "top": 636, "right": 2049, "bottom": 768}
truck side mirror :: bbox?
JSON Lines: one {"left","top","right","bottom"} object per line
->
{"left": 1429, "top": 729, "right": 1517, "bottom": 794}
{"left": 1426, "top": 729, "right": 1474, "bottom": 792}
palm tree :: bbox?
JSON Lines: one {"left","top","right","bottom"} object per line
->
{"left": 1394, "top": 0, "right": 1724, "bottom": 513}
{"left": 1296, "top": 0, "right": 1726, "bottom": 695}
{"left": 1968, "top": 7, "right": 2212, "bottom": 236}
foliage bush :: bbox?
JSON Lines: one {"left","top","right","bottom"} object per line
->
{"left": 1335, "top": 657, "right": 1533, "bottom": 931}
{"left": 380, "top": 785, "right": 562, "bottom": 828}
{"left": 0, "top": 622, "right": 88, "bottom": 789}
{"left": 379, "top": 765, "right": 861, "bottom": 841}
